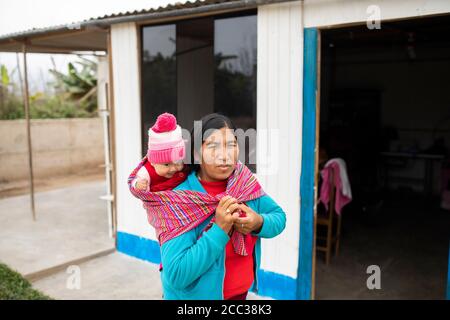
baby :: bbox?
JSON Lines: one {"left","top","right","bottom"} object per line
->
{"left": 131, "top": 112, "right": 189, "bottom": 192}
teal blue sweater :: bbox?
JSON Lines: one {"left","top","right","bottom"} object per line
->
{"left": 160, "top": 170, "right": 286, "bottom": 299}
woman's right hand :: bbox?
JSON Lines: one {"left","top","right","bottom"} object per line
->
{"left": 215, "top": 195, "right": 240, "bottom": 234}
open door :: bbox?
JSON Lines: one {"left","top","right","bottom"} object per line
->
{"left": 315, "top": 15, "right": 450, "bottom": 300}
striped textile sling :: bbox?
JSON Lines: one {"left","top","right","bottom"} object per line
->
{"left": 128, "top": 157, "right": 265, "bottom": 256}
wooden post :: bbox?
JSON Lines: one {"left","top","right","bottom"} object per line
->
{"left": 22, "top": 42, "right": 36, "bottom": 221}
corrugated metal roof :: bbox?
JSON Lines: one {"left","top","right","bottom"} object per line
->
{"left": 0, "top": 0, "right": 242, "bottom": 40}
{"left": 92, "top": 0, "right": 222, "bottom": 20}
{"left": 0, "top": 0, "right": 289, "bottom": 53}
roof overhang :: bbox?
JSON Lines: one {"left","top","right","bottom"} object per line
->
{"left": 0, "top": 27, "right": 109, "bottom": 54}
{"left": 0, "top": 0, "right": 292, "bottom": 54}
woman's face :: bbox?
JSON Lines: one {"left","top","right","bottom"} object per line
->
{"left": 197, "top": 127, "right": 239, "bottom": 182}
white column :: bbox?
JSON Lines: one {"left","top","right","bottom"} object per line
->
{"left": 256, "top": 1, "right": 304, "bottom": 279}
{"left": 111, "top": 22, "right": 156, "bottom": 240}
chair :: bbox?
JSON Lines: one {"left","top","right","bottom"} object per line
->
{"left": 316, "top": 169, "right": 342, "bottom": 265}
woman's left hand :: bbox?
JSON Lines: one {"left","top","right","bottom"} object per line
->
{"left": 233, "top": 203, "right": 264, "bottom": 235}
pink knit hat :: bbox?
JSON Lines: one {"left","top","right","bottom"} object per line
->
{"left": 147, "top": 113, "right": 185, "bottom": 164}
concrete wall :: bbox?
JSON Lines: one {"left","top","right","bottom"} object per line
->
{"left": 0, "top": 118, "right": 104, "bottom": 182}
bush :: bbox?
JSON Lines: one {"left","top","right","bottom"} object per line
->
{"left": 0, "top": 262, "right": 52, "bottom": 300}
{"left": 0, "top": 96, "right": 24, "bottom": 120}
{"left": 29, "top": 94, "right": 93, "bottom": 119}
{"left": 0, "top": 94, "right": 96, "bottom": 120}
{"left": 0, "top": 57, "right": 98, "bottom": 120}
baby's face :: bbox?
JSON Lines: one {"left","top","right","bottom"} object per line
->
{"left": 153, "top": 161, "right": 184, "bottom": 178}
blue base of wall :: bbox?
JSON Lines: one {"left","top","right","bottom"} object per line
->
{"left": 117, "top": 231, "right": 161, "bottom": 264}
{"left": 116, "top": 231, "right": 297, "bottom": 300}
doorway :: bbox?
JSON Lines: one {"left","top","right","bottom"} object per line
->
{"left": 314, "top": 15, "right": 450, "bottom": 299}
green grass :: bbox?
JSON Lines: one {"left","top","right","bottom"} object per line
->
{"left": 0, "top": 262, "right": 53, "bottom": 300}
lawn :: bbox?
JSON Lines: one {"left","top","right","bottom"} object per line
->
{"left": 0, "top": 262, "right": 52, "bottom": 300}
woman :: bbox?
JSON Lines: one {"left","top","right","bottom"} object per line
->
{"left": 160, "top": 113, "right": 286, "bottom": 300}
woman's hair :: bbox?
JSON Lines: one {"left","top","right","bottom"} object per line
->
{"left": 190, "top": 113, "right": 236, "bottom": 172}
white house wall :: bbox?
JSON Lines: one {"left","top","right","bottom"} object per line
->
{"left": 110, "top": 23, "right": 156, "bottom": 241}
{"left": 304, "top": 0, "right": 450, "bottom": 28}
{"left": 110, "top": 3, "right": 304, "bottom": 286}
{"left": 256, "top": 1, "right": 303, "bottom": 280}
{"left": 109, "top": 0, "right": 450, "bottom": 295}
{"left": 253, "top": 0, "right": 450, "bottom": 290}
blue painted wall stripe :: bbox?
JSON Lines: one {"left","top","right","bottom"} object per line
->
{"left": 255, "top": 269, "right": 297, "bottom": 300}
{"left": 297, "top": 28, "right": 318, "bottom": 300}
{"left": 117, "top": 231, "right": 296, "bottom": 300}
{"left": 117, "top": 231, "right": 161, "bottom": 264}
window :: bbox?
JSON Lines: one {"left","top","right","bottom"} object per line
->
{"left": 214, "top": 15, "right": 257, "bottom": 171}
{"left": 141, "top": 24, "right": 176, "bottom": 154}
{"left": 141, "top": 11, "right": 257, "bottom": 170}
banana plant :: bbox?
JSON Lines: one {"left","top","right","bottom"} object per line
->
{"left": 1, "top": 64, "right": 17, "bottom": 89}
{"left": 1, "top": 64, "right": 10, "bottom": 87}
{"left": 0, "top": 64, "right": 22, "bottom": 120}
{"left": 49, "top": 56, "right": 97, "bottom": 113}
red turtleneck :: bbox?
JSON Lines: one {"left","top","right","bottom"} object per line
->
{"left": 199, "top": 178, "right": 257, "bottom": 300}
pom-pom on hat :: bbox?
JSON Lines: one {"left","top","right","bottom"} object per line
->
{"left": 147, "top": 113, "right": 185, "bottom": 164}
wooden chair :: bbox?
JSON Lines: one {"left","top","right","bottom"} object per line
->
{"left": 316, "top": 169, "right": 342, "bottom": 265}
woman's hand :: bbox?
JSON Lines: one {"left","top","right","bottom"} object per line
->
{"left": 233, "top": 203, "right": 264, "bottom": 235}
{"left": 215, "top": 195, "right": 240, "bottom": 234}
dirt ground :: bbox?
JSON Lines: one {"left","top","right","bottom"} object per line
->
{"left": 0, "top": 168, "right": 106, "bottom": 199}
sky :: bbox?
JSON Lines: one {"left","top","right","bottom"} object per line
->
{"left": 0, "top": 0, "right": 183, "bottom": 93}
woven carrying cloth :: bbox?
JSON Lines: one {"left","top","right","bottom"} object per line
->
{"left": 128, "top": 157, "right": 265, "bottom": 256}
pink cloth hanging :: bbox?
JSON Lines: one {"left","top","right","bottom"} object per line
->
{"left": 319, "top": 158, "right": 352, "bottom": 215}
